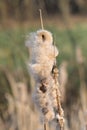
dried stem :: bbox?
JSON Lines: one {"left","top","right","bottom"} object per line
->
{"left": 44, "top": 123, "right": 46, "bottom": 130}
{"left": 56, "top": 89, "right": 61, "bottom": 116}
{"left": 86, "top": 124, "right": 87, "bottom": 130}
{"left": 56, "top": 88, "right": 64, "bottom": 130}
{"left": 39, "top": 9, "right": 44, "bottom": 30}
{"left": 52, "top": 65, "right": 64, "bottom": 130}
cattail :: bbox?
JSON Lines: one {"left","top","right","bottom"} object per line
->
{"left": 25, "top": 29, "right": 64, "bottom": 128}
{"left": 25, "top": 29, "right": 58, "bottom": 123}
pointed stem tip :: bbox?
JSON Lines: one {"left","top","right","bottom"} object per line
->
{"left": 39, "top": 9, "right": 44, "bottom": 30}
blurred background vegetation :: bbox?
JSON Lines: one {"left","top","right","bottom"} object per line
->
{"left": 0, "top": 0, "right": 87, "bottom": 130}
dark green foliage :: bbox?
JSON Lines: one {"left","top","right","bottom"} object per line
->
{"left": 0, "top": 0, "right": 87, "bottom": 21}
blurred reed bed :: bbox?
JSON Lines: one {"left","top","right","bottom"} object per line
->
{"left": 0, "top": 0, "right": 87, "bottom": 23}
{"left": 0, "top": 25, "right": 87, "bottom": 130}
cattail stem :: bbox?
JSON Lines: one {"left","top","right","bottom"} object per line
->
{"left": 56, "top": 89, "right": 61, "bottom": 115}
{"left": 39, "top": 9, "right": 44, "bottom": 30}
{"left": 86, "top": 124, "right": 87, "bottom": 130}
{"left": 44, "top": 123, "right": 46, "bottom": 130}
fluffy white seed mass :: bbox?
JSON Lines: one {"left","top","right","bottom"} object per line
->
{"left": 25, "top": 29, "right": 64, "bottom": 124}
{"left": 33, "top": 78, "right": 55, "bottom": 122}
{"left": 25, "top": 29, "right": 58, "bottom": 80}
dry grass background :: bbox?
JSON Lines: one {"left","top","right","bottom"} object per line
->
{"left": 0, "top": 15, "right": 87, "bottom": 130}
{"left": 0, "top": 45, "right": 87, "bottom": 130}
{"left": 0, "top": 0, "right": 87, "bottom": 129}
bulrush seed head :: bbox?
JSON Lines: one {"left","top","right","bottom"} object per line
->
{"left": 26, "top": 29, "right": 64, "bottom": 126}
